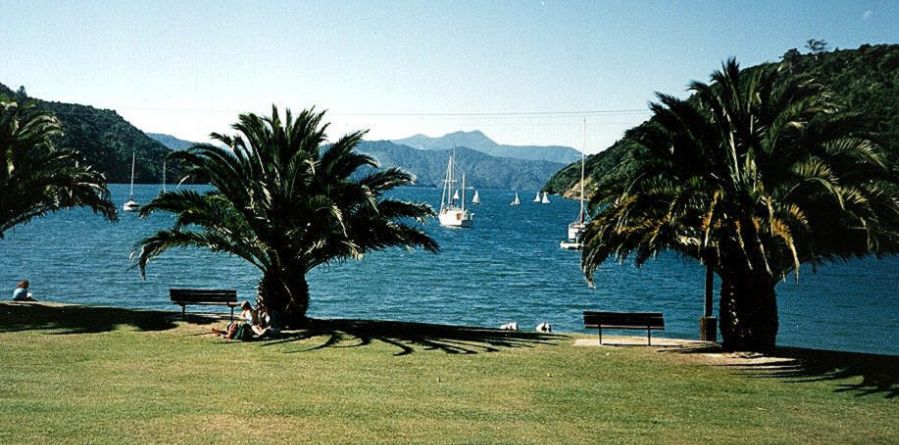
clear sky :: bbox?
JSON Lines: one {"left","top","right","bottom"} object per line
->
{"left": 2, "top": 0, "right": 897, "bottom": 152}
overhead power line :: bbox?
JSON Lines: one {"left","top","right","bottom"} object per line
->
{"left": 334, "top": 109, "right": 650, "bottom": 117}
{"left": 33, "top": 105, "right": 651, "bottom": 118}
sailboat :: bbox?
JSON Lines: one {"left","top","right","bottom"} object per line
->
{"left": 159, "top": 159, "right": 167, "bottom": 196}
{"left": 541, "top": 191, "right": 550, "bottom": 204}
{"left": 533, "top": 192, "right": 541, "bottom": 203}
{"left": 472, "top": 190, "right": 480, "bottom": 205}
{"left": 122, "top": 151, "right": 139, "bottom": 212}
{"left": 510, "top": 192, "right": 520, "bottom": 206}
{"left": 438, "top": 149, "right": 473, "bottom": 227}
{"left": 561, "top": 120, "right": 589, "bottom": 250}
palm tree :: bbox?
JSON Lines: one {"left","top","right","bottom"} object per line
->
{"left": 582, "top": 60, "right": 899, "bottom": 351}
{"left": 0, "top": 101, "right": 116, "bottom": 238}
{"left": 134, "top": 106, "right": 438, "bottom": 326}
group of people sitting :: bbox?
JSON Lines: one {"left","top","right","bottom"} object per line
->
{"left": 211, "top": 300, "right": 278, "bottom": 341}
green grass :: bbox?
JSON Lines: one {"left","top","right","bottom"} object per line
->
{"left": 0, "top": 303, "right": 896, "bottom": 444}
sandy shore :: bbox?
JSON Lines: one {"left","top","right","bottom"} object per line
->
{"left": 574, "top": 335, "right": 803, "bottom": 367}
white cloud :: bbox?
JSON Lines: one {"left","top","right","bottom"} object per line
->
{"left": 862, "top": 10, "right": 873, "bottom": 20}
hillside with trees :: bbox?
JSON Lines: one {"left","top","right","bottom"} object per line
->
{"left": 545, "top": 43, "right": 899, "bottom": 197}
{"left": 0, "top": 83, "right": 173, "bottom": 183}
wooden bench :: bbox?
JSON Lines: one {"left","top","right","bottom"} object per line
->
{"left": 583, "top": 311, "right": 665, "bottom": 345}
{"left": 170, "top": 288, "right": 239, "bottom": 319}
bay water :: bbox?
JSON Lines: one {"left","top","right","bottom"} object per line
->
{"left": 1, "top": 184, "right": 896, "bottom": 355}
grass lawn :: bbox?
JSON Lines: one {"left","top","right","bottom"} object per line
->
{"left": 0, "top": 303, "right": 896, "bottom": 444}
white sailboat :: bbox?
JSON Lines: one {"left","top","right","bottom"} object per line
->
{"left": 541, "top": 191, "right": 550, "bottom": 204}
{"left": 122, "top": 151, "right": 139, "bottom": 212}
{"left": 533, "top": 192, "right": 541, "bottom": 203}
{"left": 472, "top": 190, "right": 480, "bottom": 205}
{"left": 510, "top": 192, "right": 520, "bottom": 206}
{"left": 438, "top": 149, "right": 473, "bottom": 227}
{"left": 159, "top": 159, "right": 167, "bottom": 195}
{"left": 561, "top": 120, "right": 589, "bottom": 250}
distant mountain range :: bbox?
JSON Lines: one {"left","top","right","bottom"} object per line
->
{"left": 1, "top": 82, "right": 566, "bottom": 189}
{"left": 148, "top": 134, "right": 563, "bottom": 190}
{"left": 355, "top": 140, "right": 564, "bottom": 190}
{"left": 146, "top": 133, "right": 195, "bottom": 150}
{"left": 393, "top": 130, "right": 581, "bottom": 164}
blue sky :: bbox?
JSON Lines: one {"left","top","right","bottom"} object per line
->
{"left": 1, "top": 0, "right": 897, "bottom": 152}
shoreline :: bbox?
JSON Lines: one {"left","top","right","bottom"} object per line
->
{"left": 4, "top": 301, "right": 898, "bottom": 361}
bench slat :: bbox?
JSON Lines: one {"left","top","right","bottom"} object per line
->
{"left": 170, "top": 288, "right": 239, "bottom": 320}
{"left": 170, "top": 289, "right": 237, "bottom": 304}
{"left": 583, "top": 311, "right": 664, "bottom": 329}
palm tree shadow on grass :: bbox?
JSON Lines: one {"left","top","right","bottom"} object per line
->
{"left": 667, "top": 344, "right": 899, "bottom": 398}
{"left": 0, "top": 303, "right": 218, "bottom": 335}
{"left": 260, "top": 318, "right": 561, "bottom": 356}
{"left": 0, "top": 304, "right": 557, "bottom": 355}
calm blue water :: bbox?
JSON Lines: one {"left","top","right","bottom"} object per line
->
{"left": 1, "top": 184, "right": 897, "bottom": 355}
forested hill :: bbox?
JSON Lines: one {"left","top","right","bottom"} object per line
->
{"left": 0, "top": 82, "right": 172, "bottom": 183}
{"left": 545, "top": 43, "right": 899, "bottom": 198}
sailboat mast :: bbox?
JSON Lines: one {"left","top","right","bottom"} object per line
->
{"left": 461, "top": 173, "right": 466, "bottom": 211}
{"left": 162, "top": 159, "right": 167, "bottom": 193}
{"left": 129, "top": 151, "right": 136, "bottom": 198}
{"left": 449, "top": 148, "right": 455, "bottom": 205}
{"left": 579, "top": 119, "right": 586, "bottom": 223}
{"left": 441, "top": 157, "right": 447, "bottom": 207}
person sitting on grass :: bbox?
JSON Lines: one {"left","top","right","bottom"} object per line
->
{"left": 211, "top": 301, "right": 270, "bottom": 340}
{"left": 12, "top": 280, "right": 36, "bottom": 302}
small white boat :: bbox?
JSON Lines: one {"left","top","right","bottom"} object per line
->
{"left": 559, "top": 221, "right": 586, "bottom": 250}
{"left": 541, "top": 191, "right": 550, "bottom": 204}
{"left": 438, "top": 149, "right": 473, "bottom": 228}
{"left": 472, "top": 190, "right": 480, "bottom": 205}
{"left": 533, "top": 192, "right": 541, "bottom": 203}
{"left": 123, "top": 151, "right": 139, "bottom": 212}
{"left": 510, "top": 192, "right": 520, "bottom": 206}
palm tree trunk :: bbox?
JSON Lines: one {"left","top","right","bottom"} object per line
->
{"left": 256, "top": 269, "right": 310, "bottom": 328}
{"left": 719, "top": 270, "right": 779, "bottom": 351}
{"left": 699, "top": 264, "right": 717, "bottom": 342}
{"left": 705, "top": 264, "right": 714, "bottom": 317}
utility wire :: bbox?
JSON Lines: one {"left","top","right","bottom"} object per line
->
{"left": 36, "top": 104, "right": 651, "bottom": 118}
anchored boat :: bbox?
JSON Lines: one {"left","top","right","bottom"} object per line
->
{"left": 560, "top": 121, "right": 589, "bottom": 250}
{"left": 438, "top": 149, "right": 473, "bottom": 228}
{"left": 122, "top": 151, "right": 139, "bottom": 212}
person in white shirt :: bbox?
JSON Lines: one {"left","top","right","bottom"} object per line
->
{"left": 12, "top": 280, "right": 35, "bottom": 302}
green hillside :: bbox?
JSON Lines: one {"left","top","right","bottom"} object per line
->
{"left": 0, "top": 83, "right": 173, "bottom": 183}
{"left": 545, "top": 43, "right": 899, "bottom": 197}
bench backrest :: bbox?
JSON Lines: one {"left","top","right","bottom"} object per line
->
{"left": 583, "top": 311, "right": 665, "bottom": 329}
{"left": 170, "top": 288, "right": 237, "bottom": 304}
